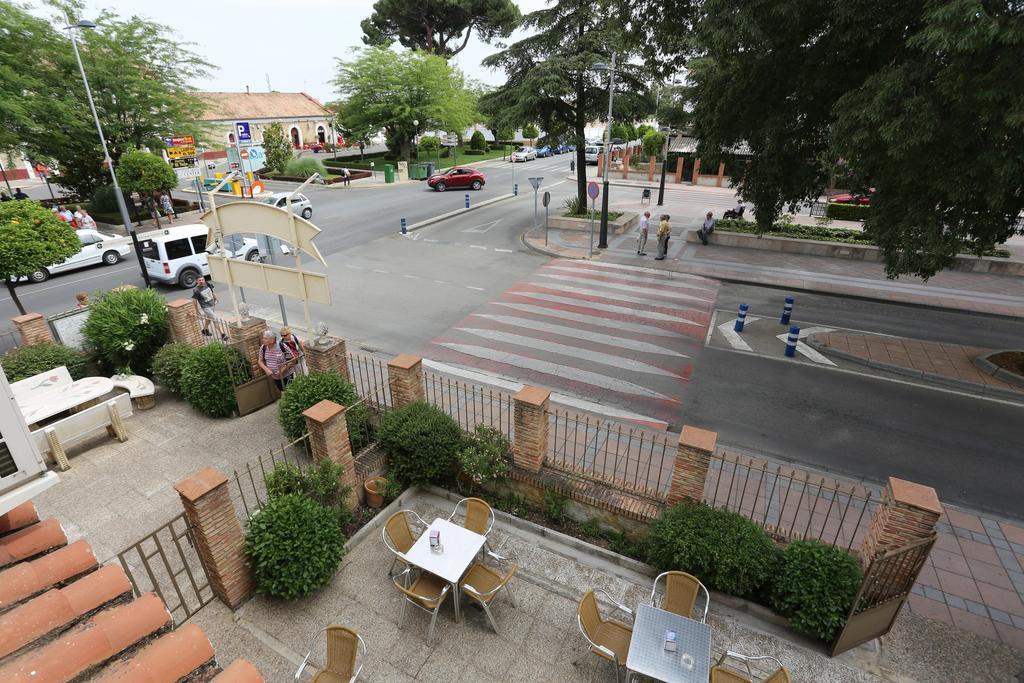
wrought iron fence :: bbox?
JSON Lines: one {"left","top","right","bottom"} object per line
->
{"left": 347, "top": 353, "right": 391, "bottom": 404}
{"left": 228, "top": 434, "right": 314, "bottom": 522}
{"left": 187, "top": 309, "right": 233, "bottom": 346}
{"left": 348, "top": 381, "right": 392, "bottom": 454}
{"left": 423, "top": 372, "right": 514, "bottom": 438}
{"left": 115, "top": 512, "right": 213, "bottom": 625}
{"left": 0, "top": 328, "right": 20, "bottom": 355}
{"left": 809, "top": 201, "right": 827, "bottom": 217}
{"left": 547, "top": 409, "right": 675, "bottom": 499}
{"left": 704, "top": 452, "right": 876, "bottom": 552}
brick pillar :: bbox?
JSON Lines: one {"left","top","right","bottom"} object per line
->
{"left": 716, "top": 161, "right": 726, "bottom": 188}
{"left": 304, "top": 335, "right": 350, "bottom": 381}
{"left": 166, "top": 300, "right": 202, "bottom": 347}
{"left": 597, "top": 152, "right": 605, "bottom": 177}
{"left": 691, "top": 158, "right": 701, "bottom": 184}
{"left": 622, "top": 151, "right": 630, "bottom": 179}
{"left": 667, "top": 426, "right": 717, "bottom": 505}
{"left": 175, "top": 469, "right": 254, "bottom": 609}
{"left": 388, "top": 354, "right": 425, "bottom": 407}
{"left": 303, "top": 400, "right": 358, "bottom": 507}
{"left": 674, "top": 158, "right": 684, "bottom": 184}
{"left": 512, "top": 386, "right": 550, "bottom": 473}
{"left": 12, "top": 313, "right": 54, "bottom": 346}
{"left": 647, "top": 156, "right": 656, "bottom": 182}
{"left": 228, "top": 317, "right": 268, "bottom": 378}
{"left": 861, "top": 477, "right": 942, "bottom": 564}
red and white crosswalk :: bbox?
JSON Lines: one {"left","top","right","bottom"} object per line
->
{"left": 422, "top": 258, "right": 719, "bottom": 427}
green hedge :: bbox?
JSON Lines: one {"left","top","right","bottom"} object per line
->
{"left": 265, "top": 460, "right": 353, "bottom": 529}
{"left": 0, "top": 343, "right": 88, "bottom": 383}
{"left": 825, "top": 202, "right": 871, "bottom": 221}
{"left": 463, "top": 149, "right": 486, "bottom": 155}
{"left": 378, "top": 402, "right": 465, "bottom": 486}
{"left": 151, "top": 342, "right": 196, "bottom": 395}
{"left": 715, "top": 218, "right": 871, "bottom": 244}
{"left": 277, "top": 372, "right": 371, "bottom": 451}
{"left": 179, "top": 343, "right": 250, "bottom": 417}
{"left": 769, "top": 540, "right": 862, "bottom": 642}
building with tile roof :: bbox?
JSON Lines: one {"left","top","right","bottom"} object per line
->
{"left": 192, "top": 90, "right": 337, "bottom": 150}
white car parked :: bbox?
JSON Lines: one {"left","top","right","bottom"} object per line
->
{"left": 511, "top": 147, "right": 537, "bottom": 162}
{"left": 260, "top": 192, "right": 313, "bottom": 219}
{"left": 28, "top": 230, "right": 131, "bottom": 283}
{"left": 584, "top": 145, "right": 601, "bottom": 165}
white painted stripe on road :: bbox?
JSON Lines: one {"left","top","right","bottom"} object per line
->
{"left": 521, "top": 282, "right": 709, "bottom": 313}
{"left": 718, "top": 316, "right": 760, "bottom": 352}
{"left": 372, "top": 269, "right": 389, "bottom": 274}
{"left": 455, "top": 327, "right": 680, "bottom": 376}
{"left": 422, "top": 358, "right": 670, "bottom": 429}
{"left": 774, "top": 331, "right": 837, "bottom": 366}
{"left": 403, "top": 274, "right": 419, "bottom": 279}
{"left": 438, "top": 343, "right": 677, "bottom": 401}
{"left": 472, "top": 314, "right": 687, "bottom": 356}
{"left": 542, "top": 265, "right": 717, "bottom": 294}
{"left": 466, "top": 286, "right": 485, "bottom": 291}
{"left": 561, "top": 258, "right": 711, "bottom": 282}
{"left": 534, "top": 273, "right": 710, "bottom": 303}
{"left": 493, "top": 302, "right": 683, "bottom": 337}
{"left": 493, "top": 248, "right": 514, "bottom": 253}
{"left": 507, "top": 291, "right": 704, "bottom": 327}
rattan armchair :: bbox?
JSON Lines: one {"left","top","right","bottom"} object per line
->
{"left": 381, "top": 509, "right": 427, "bottom": 577}
{"left": 650, "top": 571, "right": 709, "bottom": 622}
{"left": 294, "top": 625, "right": 366, "bottom": 682}
{"left": 393, "top": 567, "right": 451, "bottom": 645}
{"left": 573, "top": 589, "right": 634, "bottom": 683}
{"left": 448, "top": 497, "right": 495, "bottom": 536}
{"left": 711, "top": 651, "right": 791, "bottom": 683}
{"left": 460, "top": 548, "right": 518, "bottom": 634}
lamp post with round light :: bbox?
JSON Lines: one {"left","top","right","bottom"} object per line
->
{"left": 591, "top": 53, "right": 617, "bottom": 249}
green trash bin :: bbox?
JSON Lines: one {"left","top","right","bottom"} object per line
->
{"left": 383, "top": 164, "right": 395, "bottom": 184}
{"left": 409, "top": 163, "right": 427, "bottom": 181}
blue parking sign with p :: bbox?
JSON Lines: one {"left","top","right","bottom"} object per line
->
{"left": 235, "top": 122, "right": 251, "bottom": 142}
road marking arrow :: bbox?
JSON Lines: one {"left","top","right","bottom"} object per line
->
{"left": 775, "top": 326, "right": 837, "bottom": 365}
{"left": 718, "top": 316, "right": 760, "bottom": 351}
{"left": 462, "top": 219, "right": 502, "bottom": 233}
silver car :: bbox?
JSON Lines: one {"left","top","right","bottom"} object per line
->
{"left": 260, "top": 192, "right": 312, "bottom": 219}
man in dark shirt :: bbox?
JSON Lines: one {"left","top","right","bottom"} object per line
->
{"left": 192, "top": 277, "right": 225, "bottom": 340}
{"left": 12, "top": 188, "right": 29, "bottom": 200}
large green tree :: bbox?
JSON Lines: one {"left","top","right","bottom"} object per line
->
{"left": 262, "top": 123, "right": 293, "bottom": 174}
{"left": 333, "top": 47, "right": 477, "bottom": 160}
{"left": 360, "top": 0, "right": 521, "bottom": 57}
{"left": 479, "top": 0, "right": 649, "bottom": 210}
{"left": 0, "top": 200, "right": 80, "bottom": 314}
{"left": 116, "top": 150, "right": 177, "bottom": 196}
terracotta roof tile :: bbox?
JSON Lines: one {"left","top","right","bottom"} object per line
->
{"left": 0, "top": 519, "right": 66, "bottom": 568}
{"left": 213, "top": 659, "right": 266, "bottom": 682}
{"left": 0, "top": 502, "right": 39, "bottom": 536}
{"left": 191, "top": 91, "right": 330, "bottom": 121}
{"left": 0, "top": 592, "right": 171, "bottom": 682}
{"left": 0, "top": 565, "right": 132, "bottom": 658}
{"left": 0, "top": 540, "right": 97, "bottom": 611}
{"left": 94, "top": 623, "right": 215, "bottom": 683}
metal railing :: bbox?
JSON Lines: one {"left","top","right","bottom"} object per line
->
{"left": 423, "top": 371, "right": 514, "bottom": 438}
{"left": 228, "top": 434, "right": 314, "bottom": 521}
{"left": 547, "top": 409, "right": 675, "bottom": 499}
{"left": 809, "top": 201, "right": 827, "bottom": 217}
{"left": 187, "top": 310, "right": 233, "bottom": 346}
{"left": 347, "top": 382, "right": 391, "bottom": 454}
{"left": 0, "top": 328, "right": 20, "bottom": 355}
{"left": 347, "top": 353, "right": 391, "bottom": 405}
{"left": 704, "top": 452, "right": 876, "bottom": 552}
{"left": 116, "top": 512, "right": 213, "bottom": 625}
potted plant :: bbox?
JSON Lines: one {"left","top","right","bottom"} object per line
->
{"left": 364, "top": 476, "right": 387, "bottom": 508}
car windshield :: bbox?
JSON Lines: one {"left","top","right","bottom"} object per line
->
{"left": 515, "top": 147, "right": 528, "bottom": 153}
{"left": 586, "top": 147, "right": 599, "bottom": 153}
{"left": 260, "top": 196, "right": 280, "bottom": 205}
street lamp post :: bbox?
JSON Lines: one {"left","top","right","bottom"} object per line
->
{"left": 592, "top": 52, "right": 617, "bottom": 249}
{"left": 658, "top": 74, "right": 682, "bottom": 207}
{"left": 65, "top": 13, "right": 151, "bottom": 287}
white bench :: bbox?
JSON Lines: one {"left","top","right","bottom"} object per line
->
{"left": 31, "top": 394, "right": 133, "bottom": 471}
{"left": 110, "top": 374, "right": 156, "bottom": 410}
{"left": 11, "top": 366, "right": 74, "bottom": 403}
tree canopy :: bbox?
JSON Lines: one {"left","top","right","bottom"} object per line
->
{"left": 115, "top": 150, "right": 177, "bottom": 196}
{"left": 262, "top": 123, "right": 293, "bottom": 174}
{"left": 333, "top": 47, "right": 477, "bottom": 160}
{"left": 360, "top": 0, "right": 521, "bottom": 57}
{"left": 0, "top": 200, "right": 80, "bottom": 314}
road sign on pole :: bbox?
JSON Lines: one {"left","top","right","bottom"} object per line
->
{"left": 528, "top": 177, "right": 543, "bottom": 229}
{"left": 544, "top": 192, "right": 551, "bottom": 246}
{"left": 587, "top": 181, "right": 600, "bottom": 200}
{"left": 589, "top": 197, "right": 596, "bottom": 257}
{"left": 235, "top": 122, "right": 252, "bottom": 142}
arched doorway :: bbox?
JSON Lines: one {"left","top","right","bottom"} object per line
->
{"left": 227, "top": 132, "right": 236, "bottom": 145}
{"left": 317, "top": 126, "right": 326, "bottom": 144}
{"left": 290, "top": 127, "right": 301, "bottom": 148}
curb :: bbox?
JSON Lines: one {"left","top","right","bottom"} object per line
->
{"left": 403, "top": 192, "right": 518, "bottom": 233}
{"left": 520, "top": 231, "right": 588, "bottom": 260}
{"left": 805, "top": 336, "right": 1024, "bottom": 402}
{"left": 971, "top": 349, "right": 1024, "bottom": 389}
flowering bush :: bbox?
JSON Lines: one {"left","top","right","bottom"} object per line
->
{"left": 457, "top": 425, "right": 509, "bottom": 488}
{"left": 81, "top": 287, "right": 168, "bottom": 375}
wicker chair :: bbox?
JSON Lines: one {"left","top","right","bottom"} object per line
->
{"left": 460, "top": 548, "right": 518, "bottom": 634}
{"left": 393, "top": 567, "right": 451, "bottom": 645}
{"left": 650, "top": 571, "right": 709, "bottom": 622}
{"left": 573, "top": 589, "right": 634, "bottom": 683}
{"left": 381, "top": 509, "right": 426, "bottom": 577}
{"left": 711, "top": 651, "right": 791, "bottom": 683}
{"left": 294, "top": 625, "right": 366, "bottom": 682}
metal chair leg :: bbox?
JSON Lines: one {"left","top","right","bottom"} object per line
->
{"left": 399, "top": 596, "right": 408, "bottom": 628}
{"left": 505, "top": 581, "right": 517, "bottom": 608}
{"left": 427, "top": 605, "right": 441, "bottom": 645}
{"left": 481, "top": 602, "right": 500, "bottom": 635}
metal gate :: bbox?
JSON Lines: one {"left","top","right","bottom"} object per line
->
{"left": 830, "top": 533, "right": 936, "bottom": 656}
{"left": 116, "top": 512, "right": 214, "bottom": 625}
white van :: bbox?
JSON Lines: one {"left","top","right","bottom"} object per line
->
{"left": 139, "top": 224, "right": 214, "bottom": 288}
{"left": 584, "top": 145, "right": 601, "bottom": 164}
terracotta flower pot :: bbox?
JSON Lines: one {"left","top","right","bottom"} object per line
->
{"left": 364, "top": 476, "right": 386, "bottom": 508}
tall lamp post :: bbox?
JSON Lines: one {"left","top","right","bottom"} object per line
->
{"left": 657, "top": 73, "right": 683, "bottom": 207}
{"left": 64, "top": 13, "right": 151, "bottom": 287}
{"left": 592, "top": 52, "right": 617, "bottom": 249}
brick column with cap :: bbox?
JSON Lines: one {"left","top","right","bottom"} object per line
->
{"left": 513, "top": 386, "right": 550, "bottom": 473}
{"left": 166, "top": 300, "right": 202, "bottom": 347}
{"left": 12, "top": 313, "right": 54, "bottom": 346}
{"left": 228, "top": 317, "right": 268, "bottom": 378}
{"left": 861, "top": 477, "right": 942, "bottom": 564}
{"left": 674, "top": 158, "right": 684, "bottom": 184}
{"left": 175, "top": 468, "right": 254, "bottom": 609}
{"left": 303, "top": 399, "right": 359, "bottom": 507}
{"left": 622, "top": 150, "right": 631, "bottom": 179}
{"left": 304, "top": 336, "right": 350, "bottom": 381}
{"left": 691, "top": 159, "right": 701, "bottom": 184}
{"left": 716, "top": 161, "right": 726, "bottom": 188}
{"left": 388, "top": 354, "right": 425, "bottom": 407}
{"left": 597, "top": 152, "right": 605, "bottom": 177}
{"left": 647, "top": 156, "right": 656, "bottom": 182}
{"left": 667, "top": 426, "right": 717, "bottom": 505}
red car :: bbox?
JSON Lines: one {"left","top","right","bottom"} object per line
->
{"left": 830, "top": 189, "right": 874, "bottom": 205}
{"left": 427, "top": 167, "right": 486, "bottom": 192}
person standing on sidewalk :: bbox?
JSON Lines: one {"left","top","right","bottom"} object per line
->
{"left": 279, "top": 326, "right": 306, "bottom": 376}
{"left": 697, "top": 211, "right": 716, "bottom": 245}
{"left": 192, "top": 276, "right": 225, "bottom": 339}
{"left": 636, "top": 211, "right": 650, "bottom": 255}
{"left": 655, "top": 214, "right": 671, "bottom": 260}
{"left": 258, "top": 330, "right": 297, "bottom": 393}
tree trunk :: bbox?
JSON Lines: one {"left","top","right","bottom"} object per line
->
{"left": 5, "top": 278, "right": 26, "bottom": 316}
{"left": 574, "top": 83, "right": 589, "bottom": 212}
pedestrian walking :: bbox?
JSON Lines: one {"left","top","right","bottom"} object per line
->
{"left": 75, "top": 292, "right": 89, "bottom": 309}
{"left": 258, "top": 330, "right": 297, "bottom": 393}
{"left": 142, "top": 194, "right": 159, "bottom": 227}
{"left": 340, "top": 168, "right": 351, "bottom": 187}
{"left": 655, "top": 214, "right": 671, "bottom": 260}
{"left": 279, "top": 326, "right": 306, "bottom": 376}
{"left": 13, "top": 188, "right": 29, "bottom": 200}
{"left": 77, "top": 207, "right": 96, "bottom": 230}
{"left": 191, "top": 276, "right": 225, "bottom": 339}
{"left": 158, "top": 191, "right": 175, "bottom": 223}
{"left": 697, "top": 211, "right": 716, "bottom": 245}
{"left": 636, "top": 211, "right": 650, "bottom": 256}
{"left": 570, "top": 159, "right": 576, "bottom": 174}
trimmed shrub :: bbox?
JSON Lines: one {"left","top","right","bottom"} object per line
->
{"left": 151, "top": 342, "right": 196, "bottom": 395}
{"left": 81, "top": 287, "right": 169, "bottom": 375}
{"left": 277, "top": 371, "right": 370, "bottom": 449}
{"left": 825, "top": 202, "right": 871, "bottom": 221}
{"left": 469, "top": 131, "right": 487, "bottom": 151}
{"left": 179, "top": 343, "right": 250, "bottom": 417}
{"left": 770, "top": 540, "right": 862, "bottom": 642}
{"left": 245, "top": 493, "right": 345, "bottom": 600}
{"left": 91, "top": 184, "right": 131, "bottom": 214}
{"left": 284, "top": 156, "right": 327, "bottom": 179}
{"left": 457, "top": 425, "right": 509, "bottom": 488}
{"left": 0, "top": 342, "right": 88, "bottom": 383}
{"left": 378, "top": 402, "right": 465, "bottom": 486}
{"left": 647, "top": 501, "right": 777, "bottom": 598}
{"left": 265, "top": 460, "right": 353, "bottom": 529}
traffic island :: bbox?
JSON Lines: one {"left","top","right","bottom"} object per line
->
{"left": 546, "top": 210, "right": 639, "bottom": 234}
{"left": 973, "top": 349, "right": 1024, "bottom": 388}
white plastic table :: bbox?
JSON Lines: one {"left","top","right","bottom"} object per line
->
{"left": 404, "top": 517, "right": 486, "bottom": 622}
{"left": 626, "top": 604, "right": 711, "bottom": 683}
{"left": 17, "top": 377, "right": 115, "bottom": 425}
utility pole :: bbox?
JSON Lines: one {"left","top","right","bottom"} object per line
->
{"left": 594, "top": 52, "right": 617, "bottom": 249}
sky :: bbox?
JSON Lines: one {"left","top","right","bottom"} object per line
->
{"left": 32, "top": 0, "right": 550, "bottom": 103}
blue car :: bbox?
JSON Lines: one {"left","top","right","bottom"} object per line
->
{"left": 536, "top": 145, "right": 552, "bottom": 158}
{"left": 555, "top": 144, "right": 569, "bottom": 154}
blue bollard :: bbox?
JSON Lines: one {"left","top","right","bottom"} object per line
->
{"left": 780, "top": 296, "right": 794, "bottom": 325}
{"left": 514, "top": 183, "right": 518, "bottom": 196}
{"left": 400, "top": 217, "right": 407, "bottom": 235}
{"left": 734, "top": 303, "right": 749, "bottom": 332}
{"left": 465, "top": 193, "right": 470, "bottom": 208}
{"left": 784, "top": 325, "right": 800, "bottom": 357}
